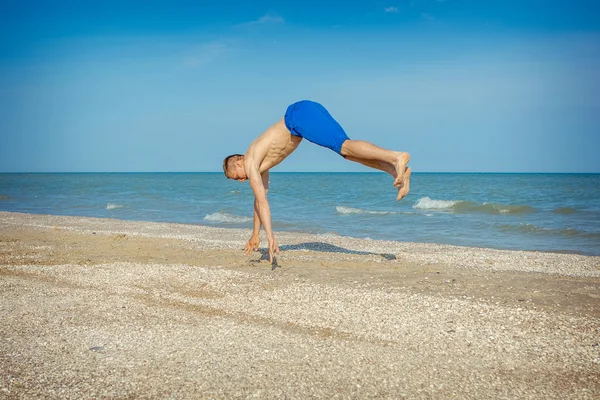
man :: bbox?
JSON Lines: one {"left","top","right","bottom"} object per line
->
{"left": 223, "top": 100, "right": 411, "bottom": 263}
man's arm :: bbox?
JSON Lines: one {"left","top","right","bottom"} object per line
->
{"left": 253, "top": 172, "right": 269, "bottom": 234}
{"left": 243, "top": 201, "right": 261, "bottom": 255}
{"left": 252, "top": 199, "right": 261, "bottom": 233}
{"left": 247, "top": 167, "right": 278, "bottom": 262}
{"left": 244, "top": 172, "right": 269, "bottom": 255}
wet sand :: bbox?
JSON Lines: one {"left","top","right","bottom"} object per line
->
{"left": 1, "top": 211, "right": 599, "bottom": 399}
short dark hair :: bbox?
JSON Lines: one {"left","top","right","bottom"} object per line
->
{"left": 223, "top": 154, "right": 243, "bottom": 178}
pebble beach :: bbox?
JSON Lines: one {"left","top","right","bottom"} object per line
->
{"left": 1, "top": 211, "right": 599, "bottom": 399}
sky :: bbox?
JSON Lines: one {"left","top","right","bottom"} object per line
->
{"left": 0, "top": 0, "right": 599, "bottom": 173}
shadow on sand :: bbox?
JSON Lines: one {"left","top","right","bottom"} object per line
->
{"left": 251, "top": 242, "right": 397, "bottom": 270}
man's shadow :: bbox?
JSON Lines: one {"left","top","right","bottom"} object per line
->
{"left": 252, "top": 242, "right": 397, "bottom": 270}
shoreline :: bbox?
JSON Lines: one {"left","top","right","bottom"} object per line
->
{"left": 1, "top": 211, "right": 599, "bottom": 398}
{"left": 2, "top": 209, "right": 598, "bottom": 257}
{"left": 2, "top": 211, "right": 599, "bottom": 277}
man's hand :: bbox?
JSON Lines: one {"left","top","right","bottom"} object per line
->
{"left": 244, "top": 234, "right": 260, "bottom": 256}
{"left": 268, "top": 236, "right": 279, "bottom": 264}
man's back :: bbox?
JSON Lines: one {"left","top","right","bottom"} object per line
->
{"left": 245, "top": 118, "right": 302, "bottom": 174}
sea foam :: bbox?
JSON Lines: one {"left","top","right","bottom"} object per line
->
{"left": 106, "top": 203, "right": 124, "bottom": 210}
{"left": 336, "top": 206, "right": 393, "bottom": 215}
{"left": 413, "top": 197, "right": 536, "bottom": 215}
{"left": 412, "top": 197, "right": 458, "bottom": 210}
{"left": 204, "top": 212, "right": 252, "bottom": 223}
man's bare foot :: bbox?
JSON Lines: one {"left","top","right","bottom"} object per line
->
{"left": 392, "top": 152, "right": 411, "bottom": 187}
{"left": 397, "top": 167, "right": 411, "bottom": 201}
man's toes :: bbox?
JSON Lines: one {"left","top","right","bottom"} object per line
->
{"left": 396, "top": 181, "right": 410, "bottom": 200}
{"left": 394, "top": 173, "right": 404, "bottom": 187}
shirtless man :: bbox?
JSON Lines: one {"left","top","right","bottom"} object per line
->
{"left": 223, "top": 100, "right": 411, "bottom": 263}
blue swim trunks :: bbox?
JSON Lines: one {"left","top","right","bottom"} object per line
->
{"left": 284, "top": 100, "right": 350, "bottom": 155}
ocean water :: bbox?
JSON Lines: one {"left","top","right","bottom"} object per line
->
{"left": 0, "top": 173, "right": 599, "bottom": 255}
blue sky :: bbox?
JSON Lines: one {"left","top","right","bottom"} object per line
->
{"left": 1, "top": 0, "right": 599, "bottom": 172}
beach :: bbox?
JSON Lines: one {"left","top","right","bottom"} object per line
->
{"left": 1, "top": 211, "right": 599, "bottom": 399}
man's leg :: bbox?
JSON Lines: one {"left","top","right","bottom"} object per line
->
{"left": 345, "top": 154, "right": 411, "bottom": 200}
{"left": 340, "top": 140, "right": 411, "bottom": 199}
{"left": 343, "top": 156, "right": 395, "bottom": 175}
{"left": 287, "top": 101, "right": 411, "bottom": 199}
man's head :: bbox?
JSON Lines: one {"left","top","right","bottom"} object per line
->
{"left": 223, "top": 154, "right": 247, "bottom": 181}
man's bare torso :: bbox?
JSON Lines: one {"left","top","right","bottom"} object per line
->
{"left": 244, "top": 118, "right": 302, "bottom": 174}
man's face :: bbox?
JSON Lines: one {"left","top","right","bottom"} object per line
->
{"left": 228, "top": 160, "right": 248, "bottom": 182}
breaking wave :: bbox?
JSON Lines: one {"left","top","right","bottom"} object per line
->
{"left": 204, "top": 212, "right": 252, "bottom": 223}
{"left": 412, "top": 197, "right": 458, "bottom": 210}
{"left": 336, "top": 206, "right": 394, "bottom": 215}
{"left": 106, "top": 203, "right": 124, "bottom": 210}
{"left": 413, "top": 197, "right": 536, "bottom": 215}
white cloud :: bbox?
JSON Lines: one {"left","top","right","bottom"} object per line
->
{"left": 384, "top": 7, "right": 399, "bottom": 13}
{"left": 247, "top": 13, "right": 285, "bottom": 25}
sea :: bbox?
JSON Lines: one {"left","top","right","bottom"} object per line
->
{"left": 0, "top": 173, "right": 599, "bottom": 255}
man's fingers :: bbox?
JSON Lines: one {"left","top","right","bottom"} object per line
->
{"left": 243, "top": 241, "right": 262, "bottom": 256}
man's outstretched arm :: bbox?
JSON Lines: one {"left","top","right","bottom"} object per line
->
{"left": 244, "top": 173, "right": 269, "bottom": 255}
{"left": 243, "top": 200, "right": 261, "bottom": 255}
{"left": 248, "top": 169, "right": 278, "bottom": 263}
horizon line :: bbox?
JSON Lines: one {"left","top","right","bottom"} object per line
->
{"left": 1, "top": 171, "right": 598, "bottom": 175}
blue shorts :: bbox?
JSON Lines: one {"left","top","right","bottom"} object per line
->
{"left": 284, "top": 100, "right": 350, "bottom": 155}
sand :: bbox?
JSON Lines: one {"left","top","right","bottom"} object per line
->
{"left": 1, "top": 211, "right": 599, "bottom": 399}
